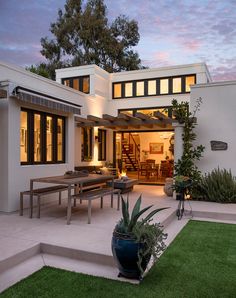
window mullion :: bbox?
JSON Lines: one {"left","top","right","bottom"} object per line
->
{"left": 28, "top": 111, "right": 34, "bottom": 164}
{"left": 41, "top": 113, "right": 46, "bottom": 163}
{"left": 53, "top": 117, "right": 58, "bottom": 163}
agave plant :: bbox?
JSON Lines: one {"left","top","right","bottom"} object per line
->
{"left": 115, "top": 195, "right": 168, "bottom": 236}
{"left": 113, "top": 195, "right": 168, "bottom": 276}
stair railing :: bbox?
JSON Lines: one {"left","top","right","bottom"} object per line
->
{"left": 121, "top": 134, "right": 137, "bottom": 170}
{"left": 130, "top": 133, "right": 140, "bottom": 164}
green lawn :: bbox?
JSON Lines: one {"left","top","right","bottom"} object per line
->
{"left": 1, "top": 220, "right": 236, "bottom": 298}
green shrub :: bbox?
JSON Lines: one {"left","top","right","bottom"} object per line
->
{"left": 198, "top": 168, "right": 236, "bottom": 203}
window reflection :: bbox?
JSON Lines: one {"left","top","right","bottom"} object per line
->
{"left": 46, "top": 116, "right": 53, "bottom": 162}
{"left": 57, "top": 118, "right": 63, "bottom": 161}
{"left": 148, "top": 80, "right": 156, "bottom": 95}
{"left": 172, "top": 78, "right": 182, "bottom": 93}
{"left": 136, "top": 81, "right": 144, "bottom": 96}
{"left": 160, "top": 79, "right": 169, "bottom": 94}
{"left": 34, "top": 114, "right": 41, "bottom": 162}
{"left": 82, "top": 128, "right": 93, "bottom": 161}
{"left": 73, "top": 79, "right": 79, "bottom": 91}
{"left": 63, "top": 79, "right": 70, "bottom": 87}
{"left": 98, "top": 129, "right": 106, "bottom": 161}
{"left": 83, "top": 77, "right": 90, "bottom": 93}
{"left": 185, "top": 76, "right": 195, "bottom": 92}
{"left": 20, "top": 111, "right": 28, "bottom": 163}
{"left": 114, "top": 83, "right": 122, "bottom": 98}
{"left": 125, "top": 82, "right": 133, "bottom": 97}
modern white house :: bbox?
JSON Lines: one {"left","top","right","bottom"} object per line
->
{"left": 0, "top": 60, "right": 235, "bottom": 213}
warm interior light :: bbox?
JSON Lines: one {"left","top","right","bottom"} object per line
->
{"left": 119, "top": 170, "right": 127, "bottom": 178}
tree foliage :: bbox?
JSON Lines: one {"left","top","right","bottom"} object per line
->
{"left": 32, "top": 0, "right": 143, "bottom": 79}
{"left": 26, "top": 63, "right": 57, "bottom": 79}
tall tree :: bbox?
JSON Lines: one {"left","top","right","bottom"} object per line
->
{"left": 37, "top": 0, "right": 143, "bottom": 78}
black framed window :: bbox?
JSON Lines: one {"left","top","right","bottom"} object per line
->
{"left": 118, "top": 106, "right": 173, "bottom": 119}
{"left": 112, "top": 74, "right": 196, "bottom": 99}
{"left": 81, "top": 127, "right": 93, "bottom": 161}
{"left": 62, "top": 75, "right": 90, "bottom": 94}
{"left": 20, "top": 109, "right": 65, "bottom": 165}
{"left": 98, "top": 129, "right": 106, "bottom": 161}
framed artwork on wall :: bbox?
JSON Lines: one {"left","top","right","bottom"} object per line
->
{"left": 149, "top": 142, "right": 164, "bottom": 154}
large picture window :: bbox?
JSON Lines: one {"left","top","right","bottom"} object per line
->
{"left": 20, "top": 109, "right": 65, "bottom": 165}
{"left": 81, "top": 127, "right": 93, "bottom": 161}
{"left": 98, "top": 129, "right": 106, "bottom": 161}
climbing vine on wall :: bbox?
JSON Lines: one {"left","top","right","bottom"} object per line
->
{"left": 172, "top": 98, "right": 205, "bottom": 193}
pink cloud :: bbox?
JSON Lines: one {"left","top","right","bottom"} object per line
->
{"left": 154, "top": 51, "right": 170, "bottom": 61}
{"left": 184, "top": 40, "right": 201, "bottom": 52}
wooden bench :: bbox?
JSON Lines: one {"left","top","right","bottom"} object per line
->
{"left": 20, "top": 185, "right": 69, "bottom": 217}
{"left": 71, "top": 187, "right": 121, "bottom": 224}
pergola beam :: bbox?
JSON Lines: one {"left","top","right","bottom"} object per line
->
{"left": 75, "top": 112, "right": 176, "bottom": 128}
{"left": 153, "top": 111, "right": 172, "bottom": 121}
{"left": 102, "top": 114, "right": 116, "bottom": 121}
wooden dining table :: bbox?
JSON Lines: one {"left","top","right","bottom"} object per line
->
{"left": 30, "top": 174, "right": 114, "bottom": 224}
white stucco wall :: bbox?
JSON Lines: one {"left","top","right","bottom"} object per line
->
{"left": 190, "top": 80, "right": 236, "bottom": 175}
{"left": 0, "top": 88, "right": 9, "bottom": 211}
{"left": 1, "top": 96, "right": 75, "bottom": 212}
{"left": 0, "top": 61, "right": 212, "bottom": 212}
{"left": 0, "top": 62, "right": 85, "bottom": 212}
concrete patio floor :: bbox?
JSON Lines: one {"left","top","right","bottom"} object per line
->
{"left": 0, "top": 185, "right": 236, "bottom": 292}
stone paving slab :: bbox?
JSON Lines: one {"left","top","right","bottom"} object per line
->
{"left": 0, "top": 185, "right": 236, "bottom": 293}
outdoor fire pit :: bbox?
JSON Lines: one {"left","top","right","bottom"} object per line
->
{"left": 107, "top": 178, "right": 138, "bottom": 194}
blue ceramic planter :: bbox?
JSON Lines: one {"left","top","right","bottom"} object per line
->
{"left": 112, "top": 232, "right": 150, "bottom": 280}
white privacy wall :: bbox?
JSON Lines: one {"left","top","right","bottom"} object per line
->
{"left": 190, "top": 81, "right": 236, "bottom": 176}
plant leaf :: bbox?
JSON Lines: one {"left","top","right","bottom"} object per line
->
{"left": 128, "top": 205, "right": 153, "bottom": 232}
{"left": 121, "top": 196, "right": 129, "bottom": 228}
{"left": 130, "top": 195, "right": 142, "bottom": 223}
{"left": 141, "top": 207, "right": 169, "bottom": 225}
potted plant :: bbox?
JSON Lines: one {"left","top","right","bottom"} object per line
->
{"left": 174, "top": 175, "right": 192, "bottom": 200}
{"left": 111, "top": 195, "right": 168, "bottom": 280}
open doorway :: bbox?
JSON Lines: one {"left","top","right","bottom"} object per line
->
{"left": 115, "top": 131, "right": 174, "bottom": 185}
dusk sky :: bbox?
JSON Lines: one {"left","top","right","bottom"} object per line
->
{"left": 0, "top": 0, "right": 235, "bottom": 81}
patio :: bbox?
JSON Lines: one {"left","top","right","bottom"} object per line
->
{"left": 0, "top": 185, "right": 236, "bottom": 292}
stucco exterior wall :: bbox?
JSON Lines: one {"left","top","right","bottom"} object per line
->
{"left": 0, "top": 62, "right": 84, "bottom": 212}
{"left": 190, "top": 81, "right": 236, "bottom": 175}
{"left": 0, "top": 90, "right": 9, "bottom": 211}
{"left": 0, "top": 61, "right": 212, "bottom": 212}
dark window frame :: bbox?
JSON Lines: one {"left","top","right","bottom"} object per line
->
{"left": 20, "top": 108, "right": 66, "bottom": 165}
{"left": 62, "top": 75, "right": 90, "bottom": 94}
{"left": 98, "top": 129, "right": 107, "bottom": 161}
{"left": 112, "top": 74, "right": 196, "bottom": 99}
{"left": 118, "top": 105, "right": 173, "bottom": 119}
{"left": 81, "top": 127, "right": 93, "bottom": 162}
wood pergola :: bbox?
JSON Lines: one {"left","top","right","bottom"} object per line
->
{"left": 75, "top": 111, "right": 178, "bottom": 131}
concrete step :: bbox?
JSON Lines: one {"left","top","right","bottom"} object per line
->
{"left": 0, "top": 244, "right": 138, "bottom": 293}
{"left": 1, "top": 204, "right": 235, "bottom": 293}
{"left": 0, "top": 243, "right": 40, "bottom": 274}
{"left": 188, "top": 209, "right": 236, "bottom": 222}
